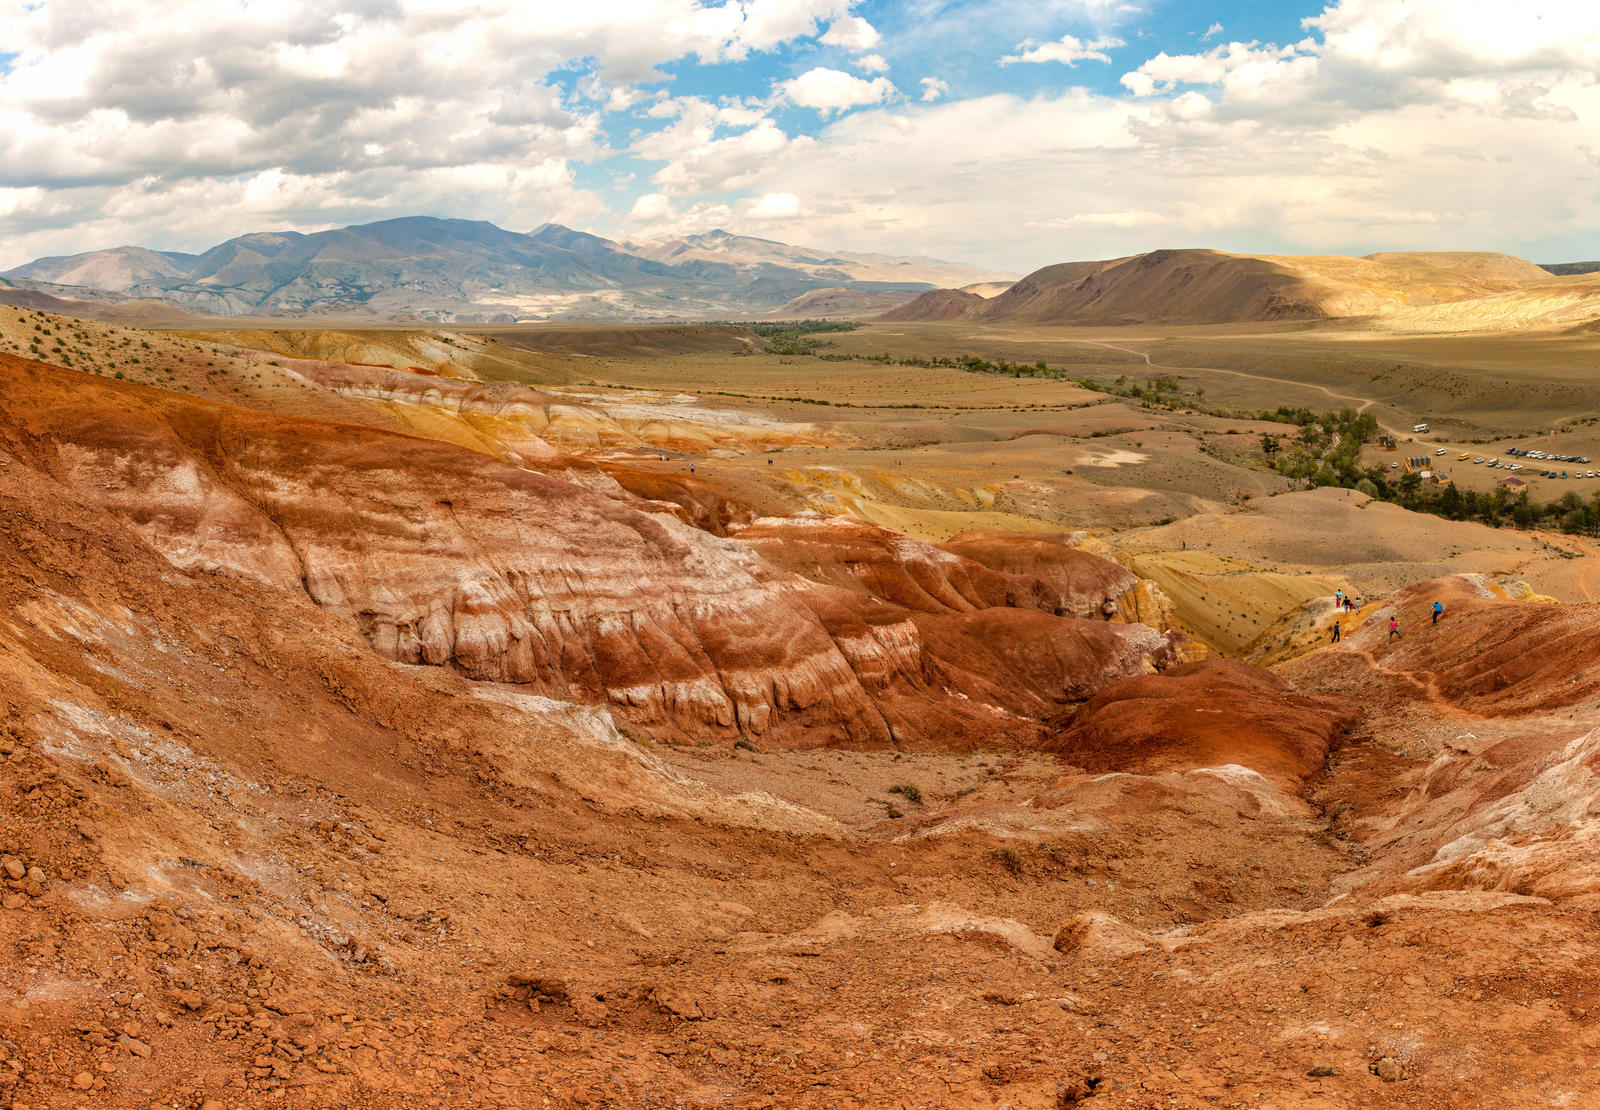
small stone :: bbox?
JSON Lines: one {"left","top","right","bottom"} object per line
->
{"left": 201, "top": 1100, "right": 227, "bottom": 1110}
{"left": 1373, "top": 1058, "right": 1403, "bottom": 1082}
{"left": 26, "top": 866, "right": 44, "bottom": 885}
{"left": 117, "top": 1034, "right": 152, "bottom": 1058}
{"left": 1307, "top": 1064, "right": 1336, "bottom": 1077}
{"left": 2, "top": 858, "right": 25, "bottom": 881}
{"left": 2, "top": 893, "right": 26, "bottom": 910}
{"left": 73, "top": 1071, "right": 95, "bottom": 1090}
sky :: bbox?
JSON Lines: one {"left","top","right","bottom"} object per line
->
{"left": 2, "top": 0, "right": 1599, "bottom": 273}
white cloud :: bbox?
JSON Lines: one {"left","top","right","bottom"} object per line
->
{"left": 1201, "top": 22, "right": 1223, "bottom": 40}
{"left": 0, "top": 0, "right": 863, "bottom": 264}
{"left": 647, "top": 117, "right": 812, "bottom": 196}
{"left": 1042, "top": 209, "right": 1168, "bottom": 229}
{"left": 746, "top": 191, "right": 800, "bottom": 219}
{"left": 6, "top": 0, "right": 1600, "bottom": 274}
{"left": 665, "top": 22, "right": 1600, "bottom": 270}
{"left": 627, "top": 192, "right": 674, "bottom": 221}
{"left": 1122, "top": 0, "right": 1600, "bottom": 120}
{"left": 820, "top": 14, "right": 880, "bottom": 51}
{"left": 778, "top": 67, "right": 896, "bottom": 115}
{"left": 1003, "top": 34, "right": 1124, "bottom": 66}
{"left": 737, "top": 0, "right": 852, "bottom": 54}
{"left": 855, "top": 53, "right": 890, "bottom": 74}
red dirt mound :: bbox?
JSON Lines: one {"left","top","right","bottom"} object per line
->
{"left": 1043, "top": 657, "right": 1356, "bottom": 784}
{"left": 1296, "top": 576, "right": 1600, "bottom": 717}
{"left": 939, "top": 530, "right": 1151, "bottom": 620}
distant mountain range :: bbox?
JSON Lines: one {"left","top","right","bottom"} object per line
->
{"left": 2, "top": 217, "right": 1012, "bottom": 322}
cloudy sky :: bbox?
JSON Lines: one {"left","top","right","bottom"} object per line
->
{"left": 2, "top": 0, "right": 1599, "bottom": 272}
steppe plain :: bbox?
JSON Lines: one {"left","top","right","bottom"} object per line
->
{"left": 5, "top": 301, "right": 1600, "bottom": 1110}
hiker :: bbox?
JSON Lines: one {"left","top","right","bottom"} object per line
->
{"left": 1335, "top": 589, "right": 1344, "bottom": 608}
{"left": 1389, "top": 616, "right": 1402, "bottom": 641}
{"left": 1344, "top": 596, "right": 1355, "bottom": 613}
{"left": 1331, "top": 620, "right": 1341, "bottom": 644}
{"left": 689, "top": 463, "right": 695, "bottom": 473}
{"left": 1432, "top": 600, "right": 1443, "bottom": 625}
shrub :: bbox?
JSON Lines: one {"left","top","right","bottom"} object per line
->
{"left": 991, "top": 847, "right": 1024, "bottom": 875}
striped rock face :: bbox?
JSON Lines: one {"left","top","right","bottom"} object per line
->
{"left": 1, "top": 353, "right": 1185, "bottom": 752}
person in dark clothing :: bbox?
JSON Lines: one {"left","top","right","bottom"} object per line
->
{"left": 1331, "top": 620, "right": 1341, "bottom": 644}
{"left": 1432, "top": 600, "right": 1443, "bottom": 625}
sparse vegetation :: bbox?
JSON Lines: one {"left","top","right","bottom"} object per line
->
{"left": 990, "top": 846, "right": 1024, "bottom": 875}
{"left": 1260, "top": 406, "right": 1600, "bottom": 535}
{"left": 712, "top": 319, "right": 860, "bottom": 355}
{"left": 887, "top": 783, "right": 923, "bottom": 804}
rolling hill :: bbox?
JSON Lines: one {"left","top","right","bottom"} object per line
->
{"left": 877, "top": 287, "right": 987, "bottom": 321}
{"left": 879, "top": 247, "right": 1599, "bottom": 330}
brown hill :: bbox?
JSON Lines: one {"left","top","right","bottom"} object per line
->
{"left": 875, "top": 287, "right": 986, "bottom": 321}
{"left": 771, "top": 286, "right": 924, "bottom": 318}
{"left": 1361, "top": 251, "right": 1552, "bottom": 284}
{"left": 970, "top": 250, "right": 1391, "bottom": 325}
{"left": 900, "top": 248, "right": 1565, "bottom": 327}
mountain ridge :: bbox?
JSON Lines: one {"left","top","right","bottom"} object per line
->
{"left": 5, "top": 217, "right": 1009, "bottom": 323}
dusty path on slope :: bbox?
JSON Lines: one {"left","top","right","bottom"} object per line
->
{"left": 1068, "top": 339, "right": 1438, "bottom": 441}
{"left": 1072, "top": 338, "right": 1600, "bottom": 453}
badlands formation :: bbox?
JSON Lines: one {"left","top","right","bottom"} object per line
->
{"left": 2, "top": 257, "right": 1600, "bottom": 1110}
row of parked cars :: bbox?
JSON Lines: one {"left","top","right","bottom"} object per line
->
{"left": 1503, "top": 446, "right": 1596, "bottom": 479}
{"left": 1424, "top": 445, "right": 1598, "bottom": 479}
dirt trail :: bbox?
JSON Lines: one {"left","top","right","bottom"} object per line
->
{"left": 1073, "top": 338, "right": 1404, "bottom": 427}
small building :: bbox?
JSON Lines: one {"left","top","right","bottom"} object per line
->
{"left": 1405, "top": 456, "right": 1431, "bottom": 473}
{"left": 1501, "top": 476, "right": 1527, "bottom": 490}
{"left": 1378, "top": 434, "right": 1397, "bottom": 450}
